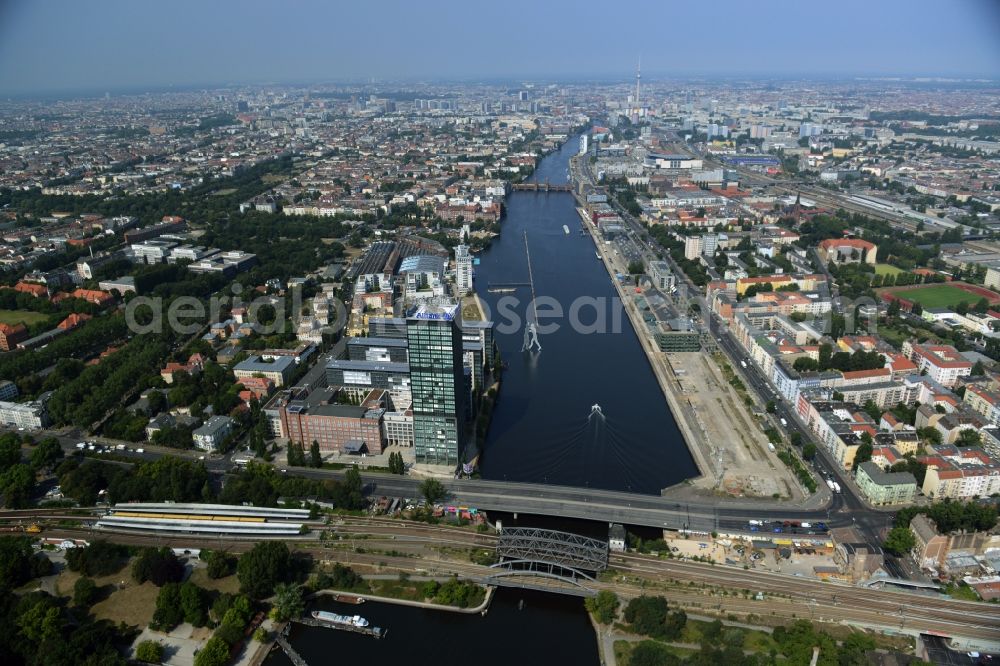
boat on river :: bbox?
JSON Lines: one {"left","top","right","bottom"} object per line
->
{"left": 311, "top": 611, "right": 369, "bottom": 628}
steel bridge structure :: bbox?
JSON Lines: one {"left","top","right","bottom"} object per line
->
{"left": 491, "top": 527, "right": 609, "bottom": 586}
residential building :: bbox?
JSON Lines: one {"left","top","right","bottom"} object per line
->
{"left": 963, "top": 384, "right": 1000, "bottom": 426}
{"left": 455, "top": 244, "right": 473, "bottom": 295}
{"left": 910, "top": 514, "right": 950, "bottom": 571}
{"left": 854, "top": 462, "right": 917, "bottom": 505}
{"left": 920, "top": 445, "right": 1000, "bottom": 499}
{"left": 57, "top": 313, "right": 91, "bottom": 331}
{"left": 145, "top": 413, "right": 201, "bottom": 440}
{"left": 902, "top": 342, "right": 972, "bottom": 388}
{"left": 833, "top": 542, "right": 885, "bottom": 583}
{"left": 407, "top": 301, "right": 467, "bottom": 466}
{"left": 649, "top": 261, "right": 676, "bottom": 291}
{"left": 160, "top": 353, "right": 206, "bottom": 384}
{"left": 0, "top": 323, "right": 28, "bottom": 351}
{"left": 192, "top": 415, "right": 234, "bottom": 451}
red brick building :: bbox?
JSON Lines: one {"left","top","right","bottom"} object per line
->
{"left": 279, "top": 388, "right": 387, "bottom": 455}
{"left": 0, "top": 323, "right": 28, "bottom": 351}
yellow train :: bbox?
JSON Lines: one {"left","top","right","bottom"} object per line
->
{"left": 112, "top": 512, "right": 266, "bottom": 523}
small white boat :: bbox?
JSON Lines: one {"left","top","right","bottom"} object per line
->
{"left": 563, "top": 225, "right": 570, "bottom": 234}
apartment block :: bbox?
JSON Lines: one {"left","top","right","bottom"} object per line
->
{"left": 901, "top": 342, "right": 972, "bottom": 388}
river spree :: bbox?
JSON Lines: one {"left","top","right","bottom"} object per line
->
{"left": 476, "top": 137, "right": 697, "bottom": 494}
{"left": 263, "top": 589, "right": 599, "bottom": 666}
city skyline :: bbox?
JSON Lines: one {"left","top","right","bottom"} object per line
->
{"left": 1, "top": 0, "right": 1000, "bottom": 95}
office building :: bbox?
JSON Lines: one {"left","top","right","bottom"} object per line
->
{"left": 0, "top": 399, "right": 50, "bottom": 429}
{"left": 407, "top": 302, "right": 467, "bottom": 466}
{"left": 326, "top": 359, "right": 411, "bottom": 407}
{"left": 233, "top": 355, "right": 296, "bottom": 387}
{"left": 278, "top": 387, "right": 386, "bottom": 455}
{"left": 347, "top": 336, "right": 409, "bottom": 364}
{"left": 0, "top": 381, "right": 18, "bottom": 401}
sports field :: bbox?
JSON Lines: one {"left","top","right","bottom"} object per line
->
{"left": 0, "top": 309, "right": 49, "bottom": 326}
{"left": 892, "top": 284, "right": 993, "bottom": 309}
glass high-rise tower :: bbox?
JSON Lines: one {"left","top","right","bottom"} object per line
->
{"left": 406, "top": 302, "right": 466, "bottom": 466}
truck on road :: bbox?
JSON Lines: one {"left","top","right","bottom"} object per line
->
{"left": 780, "top": 418, "right": 788, "bottom": 427}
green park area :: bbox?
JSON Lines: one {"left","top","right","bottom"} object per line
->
{"left": 0, "top": 309, "right": 50, "bottom": 326}
{"left": 893, "top": 284, "right": 993, "bottom": 309}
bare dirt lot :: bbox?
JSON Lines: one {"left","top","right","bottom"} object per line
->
{"left": 666, "top": 352, "right": 796, "bottom": 499}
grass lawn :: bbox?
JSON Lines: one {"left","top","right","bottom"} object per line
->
{"left": 54, "top": 564, "right": 160, "bottom": 627}
{"left": 91, "top": 581, "right": 160, "bottom": 627}
{"left": 893, "top": 284, "right": 988, "bottom": 309}
{"left": 878, "top": 323, "right": 942, "bottom": 349}
{"left": 461, "top": 295, "right": 483, "bottom": 321}
{"left": 188, "top": 567, "right": 240, "bottom": 594}
{"left": 875, "top": 264, "right": 903, "bottom": 277}
{"left": 0, "top": 309, "right": 50, "bottom": 326}
{"left": 369, "top": 579, "right": 426, "bottom": 602}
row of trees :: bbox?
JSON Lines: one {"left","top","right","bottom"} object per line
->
{"left": 894, "top": 499, "right": 998, "bottom": 534}
{"left": 0, "top": 314, "right": 128, "bottom": 390}
{"left": 386, "top": 451, "right": 406, "bottom": 474}
{"left": 623, "top": 595, "right": 688, "bottom": 641}
{"left": 420, "top": 577, "right": 485, "bottom": 609}
{"left": 55, "top": 455, "right": 369, "bottom": 513}
{"left": 286, "top": 440, "right": 322, "bottom": 468}
{"left": 792, "top": 346, "right": 884, "bottom": 374}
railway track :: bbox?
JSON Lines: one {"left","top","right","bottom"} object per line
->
{"left": 610, "top": 553, "right": 1000, "bottom": 635}
{"left": 34, "top": 526, "right": 1000, "bottom": 641}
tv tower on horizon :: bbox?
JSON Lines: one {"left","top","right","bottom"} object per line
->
{"left": 635, "top": 57, "right": 641, "bottom": 111}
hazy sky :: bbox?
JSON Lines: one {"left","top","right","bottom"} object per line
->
{"left": 1, "top": 0, "right": 999, "bottom": 94}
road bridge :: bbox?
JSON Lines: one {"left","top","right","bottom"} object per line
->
{"left": 511, "top": 181, "right": 573, "bottom": 192}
